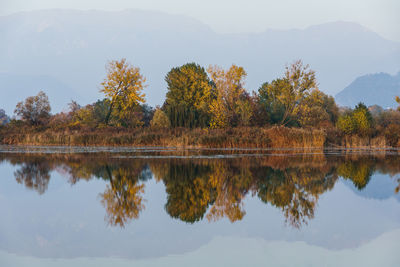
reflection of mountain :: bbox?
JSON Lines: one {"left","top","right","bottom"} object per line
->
{"left": 343, "top": 173, "right": 400, "bottom": 202}
{"left": 2, "top": 152, "right": 400, "bottom": 228}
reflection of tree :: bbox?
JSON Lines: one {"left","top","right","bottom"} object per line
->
{"left": 14, "top": 160, "right": 51, "bottom": 195}
{"left": 3, "top": 152, "right": 400, "bottom": 228}
{"left": 161, "top": 162, "right": 214, "bottom": 223}
{"left": 100, "top": 164, "right": 147, "bottom": 227}
{"left": 337, "top": 161, "right": 373, "bottom": 190}
{"left": 206, "top": 162, "right": 252, "bottom": 222}
{"left": 255, "top": 167, "right": 337, "bottom": 228}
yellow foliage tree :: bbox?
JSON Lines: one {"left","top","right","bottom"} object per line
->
{"left": 100, "top": 167, "right": 145, "bottom": 227}
{"left": 295, "top": 89, "right": 332, "bottom": 127}
{"left": 150, "top": 108, "right": 171, "bottom": 129}
{"left": 266, "top": 60, "right": 318, "bottom": 125}
{"left": 100, "top": 58, "right": 146, "bottom": 125}
{"left": 207, "top": 65, "right": 249, "bottom": 128}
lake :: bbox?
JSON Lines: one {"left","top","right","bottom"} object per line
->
{"left": 0, "top": 146, "right": 399, "bottom": 267}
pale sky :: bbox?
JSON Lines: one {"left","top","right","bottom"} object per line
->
{"left": 0, "top": 0, "right": 399, "bottom": 41}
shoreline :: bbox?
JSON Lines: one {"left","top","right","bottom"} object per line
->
{"left": 0, "top": 126, "right": 398, "bottom": 149}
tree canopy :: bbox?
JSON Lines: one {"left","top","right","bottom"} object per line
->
{"left": 14, "top": 91, "right": 51, "bottom": 125}
{"left": 164, "top": 63, "right": 214, "bottom": 128}
{"left": 207, "top": 65, "right": 250, "bottom": 128}
{"left": 100, "top": 58, "right": 146, "bottom": 126}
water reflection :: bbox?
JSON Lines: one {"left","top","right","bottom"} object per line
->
{"left": 1, "top": 152, "right": 399, "bottom": 228}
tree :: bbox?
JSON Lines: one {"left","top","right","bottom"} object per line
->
{"left": 207, "top": 65, "right": 249, "bottom": 128}
{"left": 140, "top": 104, "right": 155, "bottom": 127}
{"left": 396, "top": 96, "right": 400, "bottom": 111}
{"left": 257, "top": 81, "right": 285, "bottom": 125}
{"left": 337, "top": 114, "right": 356, "bottom": 135}
{"left": 100, "top": 167, "right": 145, "bottom": 227}
{"left": 14, "top": 159, "right": 51, "bottom": 195}
{"left": 100, "top": 58, "right": 146, "bottom": 126}
{"left": 72, "top": 104, "right": 96, "bottom": 127}
{"left": 0, "top": 109, "right": 9, "bottom": 125}
{"left": 164, "top": 63, "right": 214, "bottom": 128}
{"left": 150, "top": 108, "right": 171, "bottom": 129}
{"left": 353, "top": 103, "right": 373, "bottom": 136}
{"left": 68, "top": 100, "right": 81, "bottom": 114}
{"left": 296, "top": 89, "right": 338, "bottom": 127}
{"left": 337, "top": 102, "right": 373, "bottom": 136}
{"left": 14, "top": 91, "right": 51, "bottom": 125}
{"left": 260, "top": 60, "right": 318, "bottom": 126}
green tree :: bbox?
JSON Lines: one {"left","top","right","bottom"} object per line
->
{"left": 164, "top": 63, "right": 214, "bottom": 128}
{"left": 14, "top": 91, "right": 51, "bottom": 125}
{"left": 100, "top": 58, "right": 146, "bottom": 126}
{"left": 257, "top": 81, "right": 285, "bottom": 125}
{"left": 92, "top": 99, "right": 112, "bottom": 125}
{"left": 259, "top": 60, "right": 318, "bottom": 126}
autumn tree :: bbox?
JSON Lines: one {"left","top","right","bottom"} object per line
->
{"left": 150, "top": 108, "right": 171, "bottom": 129}
{"left": 207, "top": 65, "right": 250, "bottom": 128}
{"left": 164, "top": 63, "right": 214, "bottom": 128}
{"left": 259, "top": 60, "right": 318, "bottom": 126}
{"left": 160, "top": 161, "right": 214, "bottom": 223}
{"left": 100, "top": 165, "right": 146, "bottom": 227}
{"left": 396, "top": 96, "right": 400, "bottom": 111}
{"left": 100, "top": 58, "right": 146, "bottom": 126}
{"left": 296, "top": 89, "right": 339, "bottom": 127}
{"left": 14, "top": 91, "right": 51, "bottom": 125}
{"left": 337, "top": 161, "right": 372, "bottom": 190}
{"left": 257, "top": 81, "right": 286, "bottom": 125}
{"left": 337, "top": 102, "right": 373, "bottom": 136}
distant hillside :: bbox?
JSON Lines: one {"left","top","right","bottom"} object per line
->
{"left": 335, "top": 72, "right": 400, "bottom": 108}
{"left": 0, "top": 73, "right": 78, "bottom": 115}
{"left": 1, "top": 9, "right": 400, "bottom": 113}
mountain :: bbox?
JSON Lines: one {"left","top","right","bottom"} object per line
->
{"left": 335, "top": 72, "right": 400, "bottom": 108}
{"left": 1, "top": 9, "right": 400, "bottom": 114}
{"left": 0, "top": 73, "right": 78, "bottom": 116}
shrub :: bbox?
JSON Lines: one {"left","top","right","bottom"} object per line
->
{"left": 151, "top": 109, "right": 171, "bottom": 129}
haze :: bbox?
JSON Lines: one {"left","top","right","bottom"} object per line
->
{"left": 1, "top": 0, "right": 399, "bottom": 42}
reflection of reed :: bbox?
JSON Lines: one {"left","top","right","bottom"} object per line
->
{"left": 2, "top": 152, "right": 400, "bottom": 228}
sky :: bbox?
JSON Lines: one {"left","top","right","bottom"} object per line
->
{"left": 0, "top": 0, "right": 399, "bottom": 42}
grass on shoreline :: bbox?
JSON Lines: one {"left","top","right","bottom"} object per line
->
{"left": 0, "top": 126, "right": 326, "bottom": 148}
{"left": 0, "top": 125, "right": 397, "bottom": 149}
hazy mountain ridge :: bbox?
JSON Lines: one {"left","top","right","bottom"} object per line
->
{"left": 0, "top": 73, "right": 78, "bottom": 115}
{"left": 0, "top": 9, "right": 399, "bottom": 114}
{"left": 335, "top": 72, "right": 400, "bottom": 108}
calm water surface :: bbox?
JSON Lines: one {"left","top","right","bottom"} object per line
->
{"left": 0, "top": 146, "right": 399, "bottom": 267}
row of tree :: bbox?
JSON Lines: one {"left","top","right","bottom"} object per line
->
{"left": 2, "top": 59, "right": 400, "bottom": 137}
